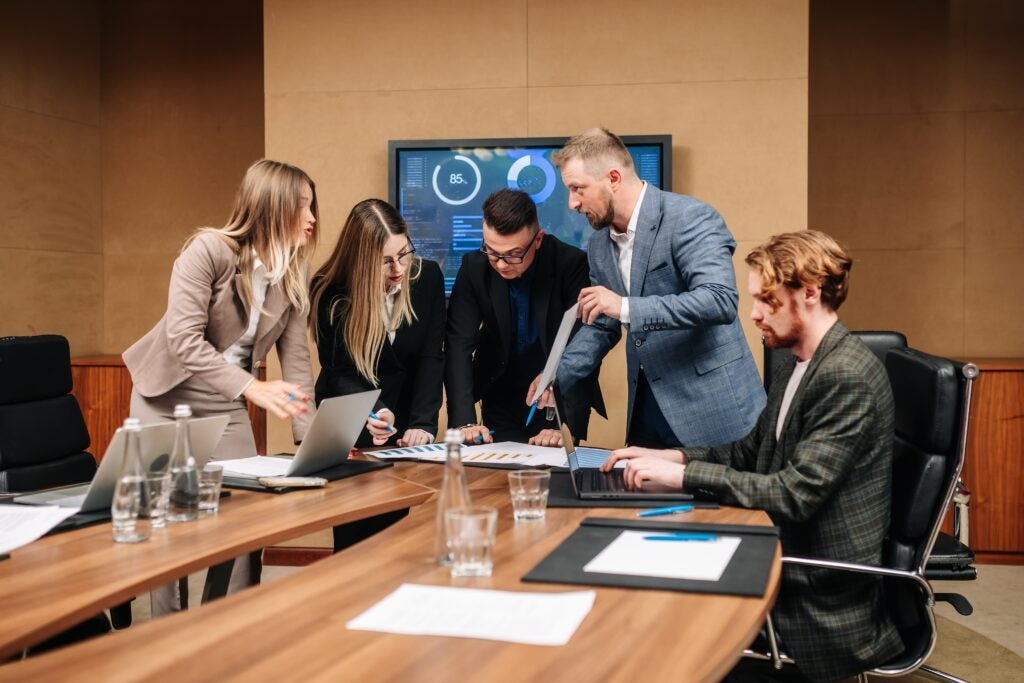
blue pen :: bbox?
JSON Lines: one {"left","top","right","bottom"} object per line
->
{"left": 368, "top": 410, "right": 396, "bottom": 433}
{"left": 643, "top": 533, "right": 718, "bottom": 542}
{"left": 474, "top": 430, "right": 496, "bottom": 443}
{"left": 636, "top": 504, "right": 694, "bottom": 518}
{"left": 525, "top": 401, "right": 538, "bottom": 426}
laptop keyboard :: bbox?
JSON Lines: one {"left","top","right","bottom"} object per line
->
{"left": 589, "top": 469, "right": 627, "bottom": 492}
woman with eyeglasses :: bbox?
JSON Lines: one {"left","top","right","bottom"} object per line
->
{"left": 310, "top": 199, "right": 444, "bottom": 448}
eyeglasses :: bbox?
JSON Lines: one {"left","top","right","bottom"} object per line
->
{"left": 383, "top": 247, "right": 416, "bottom": 268}
{"left": 479, "top": 234, "right": 539, "bottom": 265}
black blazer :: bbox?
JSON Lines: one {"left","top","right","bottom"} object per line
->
{"left": 314, "top": 259, "right": 445, "bottom": 448}
{"left": 445, "top": 234, "right": 605, "bottom": 439}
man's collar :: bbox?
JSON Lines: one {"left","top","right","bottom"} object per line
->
{"left": 611, "top": 182, "right": 647, "bottom": 241}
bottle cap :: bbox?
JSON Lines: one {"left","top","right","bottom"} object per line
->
{"left": 173, "top": 404, "right": 193, "bottom": 418}
{"left": 444, "top": 428, "right": 462, "bottom": 444}
{"left": 122, "top": 417, "right": 142, "bottom": 430}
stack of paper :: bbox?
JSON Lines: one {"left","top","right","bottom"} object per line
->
{"left": 583, "top": 531, "right": 741, "bottom": 581}
{"left": 214, "top": 456, "right": 294, "bottom": 479}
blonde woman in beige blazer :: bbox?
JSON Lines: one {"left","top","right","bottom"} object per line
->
{"left": 124, "top": 159, "right": 318, "bottom": 613}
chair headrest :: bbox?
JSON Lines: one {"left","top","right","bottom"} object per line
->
{"left": 854, "top": 330, "right": 907, "bottom": 364}
{"left": 886, "top": 348, "right": 963, "bottom": 455}
{"left": 0, "top": 335, "right": 73, "bottom": 404}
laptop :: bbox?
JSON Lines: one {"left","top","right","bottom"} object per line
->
{"left": 558, "top": 418, "right": 692, "bottom": 501}
{"left": 14, "top": 415, "right": 230, "bottom": 512}
{"left": 218, "top": 390, "right": 384, "bottom": 482}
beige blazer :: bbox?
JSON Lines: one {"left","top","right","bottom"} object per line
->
{"left": 124, "top": 231, "right": 313, "bottom": 441}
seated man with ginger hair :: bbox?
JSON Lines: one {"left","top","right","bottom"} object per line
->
{"left": 603, "top": 230, "right": 903, "bottom": 682}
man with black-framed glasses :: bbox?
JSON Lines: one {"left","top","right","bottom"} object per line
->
{"left": 445, "top": 189, "right": 605, "bottom": 446}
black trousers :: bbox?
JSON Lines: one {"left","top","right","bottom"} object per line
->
{"left": 627, "top": 369, "right": 679, "bottom": 448}
{"left": 480, "top": 383, "right": 556, "bottom": 442}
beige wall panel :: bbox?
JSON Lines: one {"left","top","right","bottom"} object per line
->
{"left": 266, "top": 88, "right": 529, "bottom": 262}
{"left": 809, "top": 113, "right": 965, "bottom": 251}
{"left": 102, "top": 122, "right": 263, "bottom": 255}
{"left": 528, "top": 79, "right": 808, "bottom": 243}
{"left": 734, "top": 240, "right": 767, "bottom": 378}
{"left": 0, "top": 248, "right": 103, "bottom": 355}
{"left": 964, "top": 248, "right": 1024, "bottom": 357}
{"left": 0, "top": 0, "right": 100, "bottom": 123}
{"left": 809, "top": 0, "right": 965, "bottom": 116}
{"left": 528, "top": 0, "right": 807, "bottom": 87}
{"left": 965, "top": 0, "right": 1024, "bottom": 111}
{"left": 0, "top": 105, "right": 101, "bottom": 254}
{"left": 264, "top": 0, "right": 527, "bottom": 94}
{"left": 965, "top": 110, "right": 1024, "bottom": 250}
{"left": 839, "top": 249, "right": 965, "bottom": 358}
{"left": 103, "top": 252, "right": 175, "bottom": 354}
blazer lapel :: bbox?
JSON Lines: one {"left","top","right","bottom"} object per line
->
{"left": 629, "top": 185, "right": 662, "bottom": 296}
{"left": 254, "top": 279, "right": 289, "bottom": 345}
{"left": 592, "top": 230, "right": 626, "bottom": 295}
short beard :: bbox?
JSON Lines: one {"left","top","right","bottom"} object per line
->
{"left": 761, "top": 299, "right": 804, "bottom": 349}
{"left": 586, "top": 191, "right": 616, "bottom": 230}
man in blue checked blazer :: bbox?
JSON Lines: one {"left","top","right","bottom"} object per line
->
{"left": 605, "top": 231, "right": 904, "bottom": 682}
{"left": 530, "top": 127, "right": 765, "bottom": 448}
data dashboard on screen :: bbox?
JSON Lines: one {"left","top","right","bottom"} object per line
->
{"left": 388, "top": 136, "right": 671, "bottom": 295}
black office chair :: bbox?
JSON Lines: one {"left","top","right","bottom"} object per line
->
{"left": 745, "top": 347, "right": 978, "bottom": 682}
{"left": 762, "top": 330, "right": 908, "bottom": 392}
{"left": 0, "top": 335, "right": 97, "bottom": 492}
{"left": 0, "top": 335, "right": 132, "bottom": 650}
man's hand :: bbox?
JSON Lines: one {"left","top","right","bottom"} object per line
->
{"left": 525, "top": 374, "right": 556, "bottom": 409}
{"left": 601, "top": 446, "right": 686, "bottom": 471}
{"left": 243, "top": 380, "right": 310, "bottom": 420}
{"left": 366, "top": 409, "right": 395, "bottom": 446}
{"left": 528, "top": 428, "right": 563, "bottom": 447}
{"left": 577, "top": 285, "right": 623, "bottom": 325}
{"left": 621, "top": 457, "right": 685, "bottom": 490}
{"left": 397, "top": 428, "right": 432, "bottom": 447}
{"left": 459, "top": 424, "right": 493, "bottom": 445}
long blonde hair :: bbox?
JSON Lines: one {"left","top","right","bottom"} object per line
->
{"left": 187, "top": 159, "right": 318, "bottom": 314}
{"left": 310, "top": 199, "right": 421, "bottom": 385}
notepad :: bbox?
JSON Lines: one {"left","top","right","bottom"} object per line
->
{"left": 215, "top": 456, "right": 296, "bottom": 479}
{"left": 583, "top": 530, "right": 741, "bottom": 582}
{"left": 346, "top": 584, "right": 595, "bottom": 646}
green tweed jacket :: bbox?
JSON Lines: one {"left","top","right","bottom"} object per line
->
{"left": 684, "top": 321, "right": 904, "bottom": 682}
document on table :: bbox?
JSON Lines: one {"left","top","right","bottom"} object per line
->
{"left": 0, "top": 505, "right": 79, "bottom": 555}
{"left": 583, "top": 531, "right": 741, "bottom": 582}
{"left": 370, "top": 442, "right": 568, "bottom": 468}
{"left": 214, "top": 456, "right": 294, "bottom": 479}
{"left": 530, "top": 303, "right": 578, "bottom": 405}
{"left": 346, "top": 583, "right": 596, "bottom": 646}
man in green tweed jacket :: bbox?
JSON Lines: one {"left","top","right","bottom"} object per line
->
{"left": 603, "top": 230, "right": 904, "bottom": 682}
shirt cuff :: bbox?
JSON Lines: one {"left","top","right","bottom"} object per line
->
{"left": 234, "top": 377, "right": 256, "bottom": 400}
{"left": 620, "top": 298, "right": 630, "bottom": 324}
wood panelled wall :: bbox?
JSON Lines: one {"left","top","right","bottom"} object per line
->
{"left": 262, "top": 0, "right": 810, "bottom": 453}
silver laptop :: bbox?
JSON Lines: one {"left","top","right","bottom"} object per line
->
{"left": 284, "top": 390, "right": 381, "bottom": 476}
{"left": 13, "top": 415, "right": 229, "bottom": 512}
{"left": 559, "top": 417, "right": 692, "bottom": 501}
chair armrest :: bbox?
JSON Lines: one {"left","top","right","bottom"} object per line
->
{"left": 781, "top": 555, "right": 933, "bottom": 595}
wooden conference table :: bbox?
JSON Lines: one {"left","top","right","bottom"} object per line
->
{"left": 0, "top": 470, "right": 433, "bottom": 659}
{"left": 0, "top": 461, "right": 781, "bottom": 683}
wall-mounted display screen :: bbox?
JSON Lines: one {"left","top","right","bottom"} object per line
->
{"left": 388, "top": 136, "right": 671, "bottom": 295}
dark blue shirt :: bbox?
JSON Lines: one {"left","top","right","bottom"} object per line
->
{"left": 507, "top": 267, "right": 541, "bottom": 374}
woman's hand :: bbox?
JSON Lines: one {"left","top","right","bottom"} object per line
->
{"left": 459, "top": 424, "right": 493, "bottom": 445}
{"left": 366, "top": 409, "right": 396, "bottom": 446}
{"left": 243, "top": 380, "right": 310, "bottom": 420}
{"left": 398, "top": 429, "right": 432, "bottom": 447}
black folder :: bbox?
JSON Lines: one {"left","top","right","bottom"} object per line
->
{"left": 522, "top": 517, "right": 779, "bottom": 597}
{"left": 223, "top": 459, "right": 392, "bottom": 494}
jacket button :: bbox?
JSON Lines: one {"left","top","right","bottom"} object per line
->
{"left": 635, "top": 338, "right": 643, "bottom": 348}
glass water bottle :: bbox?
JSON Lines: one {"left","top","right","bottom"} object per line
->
{"left": 111, "top": 418, "right": 152, "bottom": 543}
{"left": 434, "top": 429, "right": 473, "bottom": 565}
{"left": 166, "top": 404, "right": 200, "bottom": 522}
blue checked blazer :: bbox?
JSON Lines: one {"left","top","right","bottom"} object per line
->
{"left": 684, "top": 322, "right": 905, "bottom": 681}
{"left": 556, "top": 185, "right": 765, "bottom": 447}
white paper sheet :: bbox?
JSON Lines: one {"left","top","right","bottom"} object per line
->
{"left": 583, "top": 531, "right": 741, "bottom": 582}
{"left": 530, "top": 303, "right": 579, "bottom": 405}
{"left": 0, "top": 505, "right": 79, "bottom": 555}
{"left": 370, "top": 442, "right": 569, "bottom": 468}
{"left": 215, "top": 456, "right": 293, "bottom": 479}
{"left": 346, "top": 583, "right": 595, "bottom": 646}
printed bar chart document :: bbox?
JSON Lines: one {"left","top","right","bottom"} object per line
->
{"left": 347, "top": 583, "right": 596, "bottom": 646}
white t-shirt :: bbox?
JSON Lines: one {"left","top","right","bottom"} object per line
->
{"left": 776, "top": 358, "right": 811, "bottom": 440}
